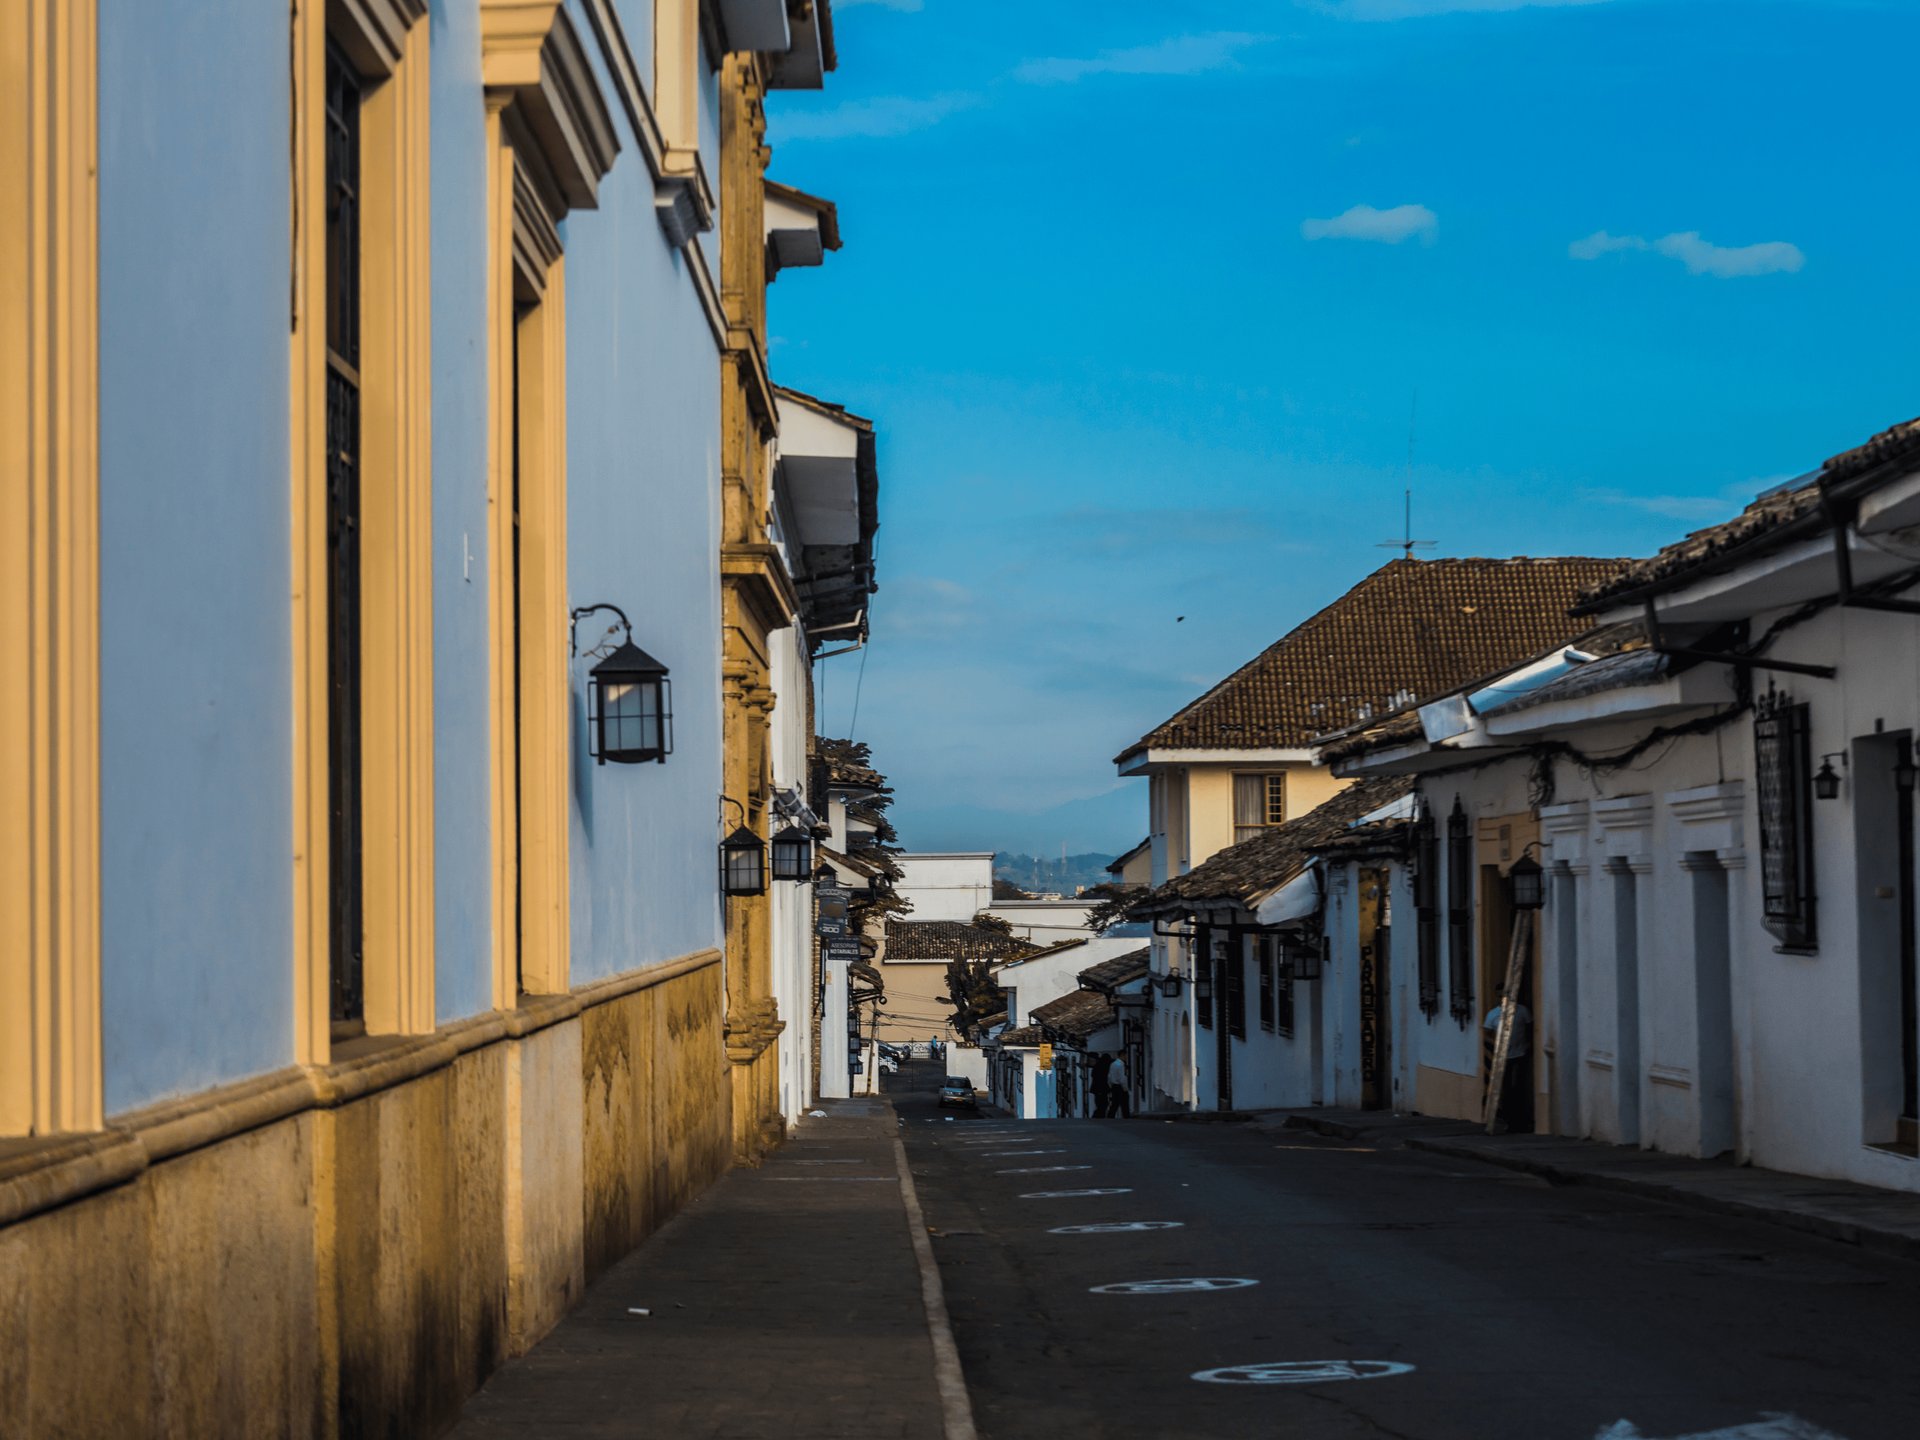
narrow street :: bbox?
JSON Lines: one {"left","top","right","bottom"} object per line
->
{"left": 895, "top": 1072, "right": 1920, "bottom": 1440}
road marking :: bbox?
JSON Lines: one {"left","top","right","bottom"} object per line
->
{"left": 1192, "top": 1360, "right": 1414, "bottom": 1386}
{"left": 769, "top": 1176, "right": 894, "bottom": 1182}
{"left": 892, "top": 1135, "right": 979, "bottom": 1440}
{"left": 1021, "top": 1188, "right": 1131, "bottom": 1198}
{"left": 1594, "top": 1418, "right": 1849, "bottom": 1440}
{"left": 1091, "top": 1277, "right": 1258, "bottom": 1295}
{"left": 1050, "top": 1221, "right": 1185, "bottom": 1234}
{"left": 978, "top": 1149, "right": 1066, "bottom": 1157}
{"left": 790, "top": 1158, "right": 865, "bottom": 1165}
{"left": 998, "top": 1165, "right": 1091, "bottom": 1174}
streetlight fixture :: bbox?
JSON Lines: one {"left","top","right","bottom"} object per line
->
{"left": 572, "top": 604, "right": 672, "bottom": 765}
{"left": 1508, "top": 851, "right": 1545, "bottom": 912}
{"left": 1814, "top": 753, "right": 1845, "bottom": 801}
{"left": 770, "top": 824, "right": 814, "bottom": 882}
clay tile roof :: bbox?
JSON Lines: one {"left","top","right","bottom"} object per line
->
{"left": 1079, "top": 947, "right": 1151, "bottom": 992}
{"left": 882, "top": 920, "right": 1042, "bottom": 964}
{"left": 1027, "top": 989, "right": 1117, "bottom": 1040}
{"left": 1574, "top": 414, "right": 1920, "bottom": 613}
{"left": 1131, "top": 776, "right": 1414, "bottom": 914}
{"left": 1119, "top": 558, "right": 1628, "bottom": 761}
{"left": 995, "top": 1025, "right": 1043, "bottom": 1047}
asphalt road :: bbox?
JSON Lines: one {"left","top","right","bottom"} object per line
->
{"left": 893, "top": 1076, "right": 1920, "bottom": 1440}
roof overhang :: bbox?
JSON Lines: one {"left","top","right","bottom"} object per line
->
{"left": 1254, "top": 869, "right": 1319, "bottom": 928}
{"left": 765, "top": 180, "right": 840, "bottom": 274}
{"left": 715, "top": 0, "right": 789, "bottom": 54}
{"left": 1480, "top": 665, "right": 1736, "bottom": 741}
{"left": 1115, "top": 746, "right": 1318, "bottom": 777}
{"left": 775, "top": 386, "right": 878, "bottom": 642}
{"left": 767, "top": 0, "right": 835, "bottom": 89}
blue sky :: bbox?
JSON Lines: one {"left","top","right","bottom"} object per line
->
{"left": 764, "top": 0, "right": 1919, "bottom": 858}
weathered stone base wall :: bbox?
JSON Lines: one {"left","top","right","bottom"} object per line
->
{"left": 0, "top": 952, "right": 730, "bottom": 1439}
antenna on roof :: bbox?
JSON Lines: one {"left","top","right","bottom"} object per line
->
{"left": 1378, "top": 390, "right": 1436, "bottom": 561}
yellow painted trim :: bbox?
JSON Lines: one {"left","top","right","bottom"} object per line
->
{"left": 654, "top": 0, "right": 699, "bottom": 154}
{"left": 289, "top": 0, "right": 330, "bottom": 1066}
{"left": 358, "top": 24, "right": 437, "bottom": 1034}
{"left": 514, "top": 255, "right": 571, "bottom": 996}
{"left": 486, "top": 105, "right": 519, "bottom": 1012}
{"left": 0, "top": 0, "right": 103, "bottom": 1136}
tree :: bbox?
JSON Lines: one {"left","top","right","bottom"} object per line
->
{"left": 938, "top": 958, "right": 1005, "bottom": 1040}
{"left": 992, "top": 877, "right": 1034, "bottom": 901}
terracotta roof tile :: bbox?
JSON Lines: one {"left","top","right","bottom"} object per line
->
{"left": 1574, "top": 414, "right": 1920, "bottom": 612}
{"left": 882, "top": 920, "right": 1042, "bottom": 963}
{"left": 1120, "top": 558, "right": 1627, "bottom": 759}
{"left": 1079, "top": 948, "right": 1151, "bottom": 991}
{"left": 1131, "top": 776, "right": 1413, "bottom": 913}
{"left": 1026, "top": 989, "right": 1117, "bottom": 1039}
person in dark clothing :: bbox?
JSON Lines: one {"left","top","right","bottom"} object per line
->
{"left": 1090, "top": 1053, "right": 1113, "bottom": 1119}
{"left": 1105, "top": 1055, "right": 1131, "bottom": 1118}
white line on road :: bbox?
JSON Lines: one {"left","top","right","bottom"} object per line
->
{"left": 1594, "top": 1417, "right": 1849, "bottom": 1440}
{"left": 977, "top": 1149, "right": 1065, "bottom": 1157}
{"left": 1091, "top": 1278, "right": 1258, "bottom": 1295}
{"left": 1192, "top": 1360, "right": 1414, "bottom": 1386}
{"left": 768, "top": 1176, "right": 895, "bottom": 1182}
{"left": 892, "top": 1134, "right": 980, "bottom": 1440}
{"left": 1050, "top": 1221, "right": 1184, "bottom": 1234}
{"left": 997, "top": 1165, "right": 1090, "bottom": 1174}
{"left": 1020, "top": 1188, "right": 1131, "bottom": 1198}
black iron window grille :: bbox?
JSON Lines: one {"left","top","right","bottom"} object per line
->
{"left": 1276, "top": 957, "right": 1295, "bottom": 1039}
{"left": 325, "top": 40, "right": 366, "bottom": 1026}
{"left": 1413, "top": 801, "right": 1440, "bottom": 1018}
{"left": 1446, "top": 799, "right": 1474, "bottom": 1025}
{"left": 1755, "top": 694, "right": 1817, "bottom": 949}
{"left": 1226, "top": 942, "right": 1247, "bottom": 1039}
{"left": 1257, "top": 937, "right": 1276, "bottom": 1032}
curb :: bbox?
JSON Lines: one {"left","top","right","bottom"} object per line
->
{"left": 1405, "top": 1136, "right": 1920, "bottom": 1265}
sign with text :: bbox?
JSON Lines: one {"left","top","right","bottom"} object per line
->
{"left": 824, "top": 938, "right": 861, "bottom": 963}
{"left": 815, "top": 887, "right": 851, "bottom": 937}
{"left": 1037, "top": 1043, "right": 1053, "bottom": 1071}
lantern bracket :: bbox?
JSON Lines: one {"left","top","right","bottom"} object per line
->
{"left": 569, "top": 602, "right": 632, "bottom": 659}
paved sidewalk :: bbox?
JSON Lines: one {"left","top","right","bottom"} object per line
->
{"left": 449, "top": 1097, "right": 950, "bottom": 1439}
{"left": 1267, "top": 1106, "right": 1920, "bottom": 1262}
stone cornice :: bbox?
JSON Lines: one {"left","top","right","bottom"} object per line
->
{"left": 333, "top": 0, "right": 428, "bottom": 78}
{"left": 480, "top": 1, "right": 620, "bottom": 214}
{"left": 722, "top": 543, "right": 800, "bottom": 632}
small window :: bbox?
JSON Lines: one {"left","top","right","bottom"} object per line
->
{"left": 1755, "top": 696, "right": 1816, "bottom": 949}
{"left": 1233, "top": 773, "right": 1287, "bottom": 844}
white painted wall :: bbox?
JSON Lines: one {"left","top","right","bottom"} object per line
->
{"left": 988, "top": 899, "right": 1103, "bottom": 945}
{"left": 895, "top": 853, "right": 995, "bottom": 921}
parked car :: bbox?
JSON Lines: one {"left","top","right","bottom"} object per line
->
{"left": 939, "top": 1076, "right": 977, "bottom": 1110}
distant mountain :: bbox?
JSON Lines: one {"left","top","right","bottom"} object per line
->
{"left": 993, "top": 851, "right": 1119, "bottom": 897}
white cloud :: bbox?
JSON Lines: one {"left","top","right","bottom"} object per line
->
{"left": 1568, "top": 229, "right": 1646, "bottom": 260}
{"left": 774, "top": 91, "right": 979, "bottom": 142}
{"left": 1015, "top": 32, "right": 1274, "bottom": 86}
{"left": 1311, "top": 0, "right": 1614, "bottom": 18}
{"left": 1301, "top": 202, "right": 1438, "bottom": 245}
{"left": 1569, "top": 228, "right": 1805, "bottom": 278}
{"left": 1654, "top": 231, "right": 1806, "bottom": 279}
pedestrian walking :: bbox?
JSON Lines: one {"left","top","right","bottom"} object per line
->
{"left": 1105, "top": 1055, "right": 1131, "bottom": 1119}
{"left": 1482, "top": 992, "right": 1533, "bottom": 1133}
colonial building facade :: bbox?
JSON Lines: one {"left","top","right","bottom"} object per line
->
{"left": 1, "top": 2, "right": 875, "bottom": 1433}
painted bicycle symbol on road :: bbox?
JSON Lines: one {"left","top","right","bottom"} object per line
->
{"left": 1191, "top": 1360, "right": 1415, "bottom": 1385}
{"left": 1091, "top": 1277, "right": 1258, "bottom": 1295}
{"left": 1049, "top": 1221, "right": 1184, "bottom": 1234}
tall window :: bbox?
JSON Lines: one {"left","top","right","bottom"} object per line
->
{"left": 1276, "top": 945, "right": 1295, "bottom": 1039}
{"left": 325, "top": 41, "right": 366, "bottom": 1027}
{"left": 1755, "top": 695, "right": 1816, "bottom": 949}
{"left": 1233, "top": 773, "right": 1287, "bottom": 844}
{"left": 1226, "top": 941, "right": 1247, "bottom": 1039}
{"left": 1413, "top": 803, "right": 1440, "bottom": 1017}
{"left": 1257, "top": 937, "right": 1276, "bottom": 1031}
{"left": 1446, "top": 800, "right": 1474, "bottom": 1024}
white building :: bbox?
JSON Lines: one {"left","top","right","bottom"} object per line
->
{"left": 895, "top": 852, "right": 996, "bottom": 921}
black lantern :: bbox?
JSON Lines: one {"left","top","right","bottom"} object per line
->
{"left": 1508, "top": 852, "right": 1545, "bottom": 911}
{"left": 720, "top": 825, "right": 766, "bottom": 896}
{"left": 1814, "top": 754, "right": 1843, "bottom": 801}
{"left": 770, "top": 825, "right": 814, "bottom": 881}
{"left": 574, "top": 606, "right": 672, "bottom": 765}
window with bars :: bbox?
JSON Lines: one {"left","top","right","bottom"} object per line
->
{"left": 1446, "top": 800, "right": 1473, "bottom": 1024}
{"left": 1755, "top": 696, "right": 1817, "bottom": 949}
{"left": 1275, "top": 937, "right": 1296, "bottom": 1037}
{"left": 1413, "top": 802, "right": 1440, "bottom": 1017}
{"left": 325, "top": 40, "right": 366, "bottom": 1026}
{"left": 1226, "top": 942, "right": 1246, "bottom": 1039}
{"left": 1257, "top": 938, "right": 1275, "bottom": 1031}
{"left": 1233, "top": 773, "right": 1287, "bottom": 844}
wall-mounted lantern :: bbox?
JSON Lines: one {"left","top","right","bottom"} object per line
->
{"left": 572, "top": 604, "right": 672, "bottom": 765}
{"left": 1813, "top": 753, "right": 1844, "bottom": 801}
{"left": 1154, "top": 971, "right": 1184, "bottom": 998}
{"left": 1508, "top": 851, "right": 1545, "bottom": 912}
{"left": 770, "top": 825, "right": 814, "bottom": 881}
{"left": 720, "top": 823, "right": 767, "bottom": 896}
